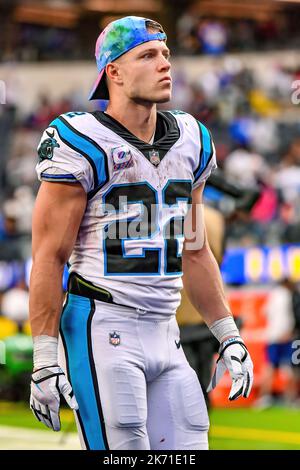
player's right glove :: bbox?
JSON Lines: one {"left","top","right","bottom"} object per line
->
{"left": 30, "top": 366, "right": 78, "bottom": 431}
{"left": 207, "top": 337, "right": 254, "bottom": 401}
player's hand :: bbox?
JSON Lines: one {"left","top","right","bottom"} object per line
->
{"left": 207, "top": 337, "right": 253, "bottom": 401}
{"left": 30, "top": 366, "right": 79, "bottom": 431}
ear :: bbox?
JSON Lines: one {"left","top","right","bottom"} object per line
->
{"left": 106, "top": 63, "right": 123, "bottom": 85}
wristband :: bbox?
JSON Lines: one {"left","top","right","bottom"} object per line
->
{"left": 33, "top": 335, "right": 58, "bottom": 370}
{"left": 209, "top": 316, "right": 240, "bottom": 344}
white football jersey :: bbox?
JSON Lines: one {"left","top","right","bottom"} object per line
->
{"left": 36, "top": 110, "right": 217, "bottom": 314}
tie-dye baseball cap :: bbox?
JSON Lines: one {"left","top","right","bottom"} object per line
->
{"left": 89, "top": 16, "right": 167, "bottom": 100}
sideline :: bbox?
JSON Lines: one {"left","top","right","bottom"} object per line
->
{"left": 0, "top": 425, "right": 81, "bottom": 450}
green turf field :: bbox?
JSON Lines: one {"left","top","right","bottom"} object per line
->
{"left": 0, "top": 401, "right": 76, "bottom": 431}
{"left": 1, "top": 402, "right": 300, "bottom": 449}
{"left": 209, "top": 407, "right": 300, "bottom": 449}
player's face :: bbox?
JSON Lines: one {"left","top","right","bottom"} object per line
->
{"left": 116, "top": 41, "right": 172, "bottom": 104}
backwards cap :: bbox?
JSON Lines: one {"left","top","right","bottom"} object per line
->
{"left": 89, "top": 16, "right": 167, "bottom": 100}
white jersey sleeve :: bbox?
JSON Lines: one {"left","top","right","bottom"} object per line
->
{"left": 36, "top": 113, "right": 99, "bottom": 193}
{"left": 192, "top": 120, "right": 217, "bottom": 190}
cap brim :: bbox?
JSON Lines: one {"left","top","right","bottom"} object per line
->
{"left": 88, "top": 69, "right": 108, "bottom": 100}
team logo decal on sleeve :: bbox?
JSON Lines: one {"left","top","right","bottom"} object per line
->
{"left": 109, "top": 331, "right": 121, "bottom": 347}
{"left": 111, "top": 145, "right": 134, "bottom": 171}
{"left": 149, "top": 149, "right": 160, "bottom": 167}
{"left": 38, "top": 130, "right": 60, "bottom": 162}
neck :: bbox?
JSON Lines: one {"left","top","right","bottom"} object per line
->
{"left": 106, "top": 97, "right": 157, "bottom": 143}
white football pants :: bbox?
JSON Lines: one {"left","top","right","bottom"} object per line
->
{"left": 59, "top": 293, "right": 209, "bottom": 450}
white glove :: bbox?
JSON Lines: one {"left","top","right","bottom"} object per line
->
{"left": 207, "top": 337, "right": 254, "bottom": 401}
{"left": 30, "top": 366, "right": 79, "bottom": 431}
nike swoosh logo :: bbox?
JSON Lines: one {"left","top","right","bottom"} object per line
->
{"left": 175, "top": 339, "right": 181, "bottom": 349}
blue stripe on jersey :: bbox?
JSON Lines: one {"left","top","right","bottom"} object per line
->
{"left": 60, "top": 294, "right": 107, "bottom": 450}
{"left": 194, "top": 121, "right": 214, "bottom": 183}
{"left": 50, "top": 116, "right": 108, "bottom": 190}
{"left": 41, "top": 172, "right": 77, "bottom": 180}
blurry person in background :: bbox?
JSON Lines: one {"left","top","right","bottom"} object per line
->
{"left": 176, "top": 5, "right": 201, "bottom": 55}
{"left": 224, "top": 143, "right": 269, "bottom": 189}
{"left": 273, "top": 138, "right": 300, "bottom": 244}
{"left": 177, "top": 204, "right": 223, "bottom": 406}
{"left": 290, "top": 281, "right": 300, "bottom": 403}
{"left": 223, "top": 143, "right": 278, "bottom": 246}
{"left": 256, "top": 278, "right": 296, "bottom": 407}
{"left": 197, "top": 19, "right": 228, "bottom": 55}
{"left": 1, "top": 278, "right": 29, "bottom": 332}
{"left": 0, "top": 200, "right": 21, "bottom": 261}
{"left": 177, "top": 170, "right": 260, "bottom": 406}
{"left": 0, "top": 94, "right": 17, "bottom": 190}
{"left": 0, "top": 189, "right": 33, "bottom": 261}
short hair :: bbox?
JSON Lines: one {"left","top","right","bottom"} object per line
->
{"left": 145, "top": 19, "right": 165, "bottom": 34}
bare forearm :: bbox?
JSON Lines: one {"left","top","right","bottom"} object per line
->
{"left": 29, "top": 258, "right": 65, "bottom": 338}
{"left": 182, "top": 243, "right": 231, "bottom": 326}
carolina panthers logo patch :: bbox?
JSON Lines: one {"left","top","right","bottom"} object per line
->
{"left": 38, "top": 130, "right": 60, "bottom": 162}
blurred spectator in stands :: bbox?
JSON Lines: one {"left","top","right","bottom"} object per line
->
{"left": 13, "top": 186, "right": 35, "bottom": 234}
{"left": 197, "top": 69, "right": 220, "bottom": 105}
{"left": 256, "top": 278, "right": 296, "bottom": 407}
{"left": 255, "top": 19, "right": 281, "bottom": 50}
{"left": 197, "top": 19, "right": 228, "bottom": 55}
{"left": 189, "top": 84, "right": 216, "bottom": 124}
{"left": 222, "top": 136, "right": 279, "bottom": 243}
{"left": 25, "top": 94, "right": 54, "bottom": 130}
{"left": 169, "top": 71, "right": 194, "bottom": 111}
{"left": 249, "top": 180, "right": 281, "bottom": 244}
{"left": 273, "top": 138, "right": 300, "bottom": 202}
{"left": 292, "top": 283, "right": 300, "bottom": 339}
{"left": 176, "top": 6, "right": 201, "bottom": 54}
{"left": 0, "top": 189, "right": 33, "bottom": 260}
{"left": 1, "top": 12, "right": 299, "bottom": 61}
{"left": 1, "top": 279, "right": 29, "bottom": 332}
{"left": 273, "top": 138, "right": 300, "bottom": 242}
{"left": 0, "top": 187, "right": 34, "bottom": 237}
{"left": 25, "top": 94, "right": 72, "bottom": 130}
{"left": 0, "top": 105, "right": 17, "bottom": 190}
{"left": 291, "top": 282, "right": 300, "bottom": 401}
{"left": 25, "top": 94, "right": 73, "bottom": 130}
{"left": 177, "top": 206, "right": 224, "bottom": 407}
{"left": 7, "top": 127, "right": 40, "bottom": 189}
{"left": 231, "top": 20, "right": 256, "bottom": 51}
{"left": 250, "top": 118, "right": 279, "bottom": 155}
{"left": 0, "top": 202, "right": 19, "bottom": 242}
{"left": 251, "top": 181, "right": 278, "bottom": 224}
{"left": 217, "top": 71, "right": 249, "bottom": 123}
{"left": 224, "top": 144, "right": 269, "bottom": 188}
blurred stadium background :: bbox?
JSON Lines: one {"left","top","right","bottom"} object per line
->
{"left": 1, "top": 0, "right": 300, "bottom": 450}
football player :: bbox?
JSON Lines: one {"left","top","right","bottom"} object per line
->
{"left": 29, "top": 16, "right": 253, "bottom": 450}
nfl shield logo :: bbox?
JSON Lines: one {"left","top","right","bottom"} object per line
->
{"left": 109, "top": 331, "right": 121, "bottom": 347}
{"left": 149, "top": 149, "right": 160, "bottom": 167}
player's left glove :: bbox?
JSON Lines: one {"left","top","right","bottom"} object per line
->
{"left": 207, "top": 337, "right": 253, "bottom": 401}
{"left": 30, "top": 366, "right": 78, "bottom": 431}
